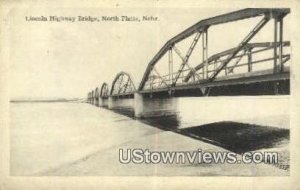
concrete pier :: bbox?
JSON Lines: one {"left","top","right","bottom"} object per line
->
{"left": 108, "top": 97, "right": 134, "bottom": 109}
{"left": 95, "top": 97, "right": 99, "bottom": 107}
{"left": 108, "top": 97, "right": 115, "bottom": 109}
{"left": 134, "top": 93, "right": 177, "bottom": 118}
{"left": 98, "top": 98, "right": 104, "bottom": 107}
{"left": 134, "top": 93, "right": 143, "bottom": 118}
{"left": 102, "top": 99, "right": 109, "bottom": 107}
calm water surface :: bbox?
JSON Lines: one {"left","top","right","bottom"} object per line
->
{"left": 10, "top": 96, "right": 290, "bottom": 175}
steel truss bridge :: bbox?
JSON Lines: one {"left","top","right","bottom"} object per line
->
{"left": 87, "top": 8, "right": 291, "bottom": 103}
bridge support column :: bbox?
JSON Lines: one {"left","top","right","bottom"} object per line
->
{"left": 134, "top": 93, "right": 144, "bottom": 118}
{"left": 108, "top": 97, "right": 117, "bottom": 109}
{"left": 98, "top": 98, "right": 104, "bottom": 107}
{"left": 95, "top": 97, "right": 99, "bottom": 106}
{"left": 134, "top": 93, "right": 178, "bottom": 118}
{"left": 274, "top": 16, "right": 284, "bottom": 73}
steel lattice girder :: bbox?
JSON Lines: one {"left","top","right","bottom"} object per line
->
{"left": 110, "top": 72, "right": 136, "bottom": 95}
{"left": 184, "top": 41, "right": 290, "bottom": 82}
{"left": 100, "top": 83, "right": 109, "bottom": 98}
{"left": 138, "top": 8, "right": 290, "bottom": 90}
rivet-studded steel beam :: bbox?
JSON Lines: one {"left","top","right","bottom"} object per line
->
{"left": 138, "top": 8, "right": 290, "bottom": 91}
{"left": 87, "top": 8, "right": 290, "bottom": 102}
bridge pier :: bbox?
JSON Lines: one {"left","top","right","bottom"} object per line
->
{"left": 95, "top": 97, "right": 99, "bottom": 107}
{"left": 108, "top": 97, "right": 134, "bottom": 109}
{"left": 134, "top": 93, "right": 144, "bottom": 118}
{"left": 134, "top": 93, "right": 178, "bottom": 118}
{"left": 108, "top": 97, "right": 116, "bottom": 109}
{"left": 93, "top": 97, "right": 97, "bottom": 106}
{"left": 98, "top": 98, "right": 104, "bottom": 107}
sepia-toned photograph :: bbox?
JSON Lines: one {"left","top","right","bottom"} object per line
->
{"left": 1, "top": 0, "right": 300, "bottom": 189}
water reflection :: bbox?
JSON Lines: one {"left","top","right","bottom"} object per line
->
{"left": 110, "top": 107, "right": 135, "bottom": 118}
{"left": 106, "top": 98, "right": 181, "bottom": 130}
{"left": 109, "top": 103, "right": 290, "bottom": 170}
{"left": 139, "top": 114, "right": 180, "bottom": 130}
{"left": 98, "top": 96, "right": 290, "bottom": 170}
{"left": 110, "top": 104, "right": 289, "bottom": 154}
{"left": 100, "top": 96, "right": 290, "bottom": 151}
{"left": 108, "top": 107, "right": 181, "bottom": 130}
{"left": 104, "top": 96, "right": 290, "bottom": 131}
{"left": 178, "top": 121, "right": 289, "bottom": 154}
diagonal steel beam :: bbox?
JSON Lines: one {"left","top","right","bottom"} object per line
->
{"left": 153, "top": 67, "right": 169, "bottom": 88}
{"left": 172, "top": 32, "right": 202, "bottom": 86}
{"left": 117, "top": 75, "right": 124, "bottom": 94}
{"left": 184, "top": 41, "right": 290, "bottom": 82}
{"left": 168, "top": 48, "right": 173, "bottom": 85}
{"left": 122, "top": 77, "right": 130, "bottom": 94}
{"left": 227, "top": 50, "right": 247, "bottom": 73}
{"left": 173, "top": 45, "right": 202, "bottom": 82}
{"left": 209, "top": 16, "right": 270, "bottom": 81}
{"left": 138, "top": 9, "right": 289, "bottom": 91}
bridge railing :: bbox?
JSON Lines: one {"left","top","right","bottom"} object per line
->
{"left": 142, "top": 41, "right": 290, "bottom": 90}
{"left": 192, "top": 41, "right": 290, "bottom": 82}
{"left": 87, "top": 8, "right": 291, "bottom": 99}
{"left": 138, "top": 8, "right": 290, "bottom": 92}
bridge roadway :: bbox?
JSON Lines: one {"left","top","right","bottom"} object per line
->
{"left": 87, "top": 8, "right": 291, "bottom": 117}
{"left": 108, "top": 68, "right": 290, "bottom": 98}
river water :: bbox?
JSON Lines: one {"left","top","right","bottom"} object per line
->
{"left": 10, "top": 95, "right": 290, "bottom": 175}
{"left": 107, "top": 95, "right": 289, "bottom": 129}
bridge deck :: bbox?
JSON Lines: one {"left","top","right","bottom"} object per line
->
{"left": 88, "top": 8, "right": 291, "bottom": 101}
{"left": 109, "top": 68, "right": 289, "bottom": 96}
{"left": 140, "top": 73, "right": 289, "bottom": 94}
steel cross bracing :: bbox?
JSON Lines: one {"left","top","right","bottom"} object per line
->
{"left": 171, "top": 32, "right": 202, "bottom": 86}
{"left": 183, "top": 41, "right": 290, "bottom": 82}
{"left": 208, "top": 16, "right": 270, "bottom": 81}
{"left": 110, "top": 72, "right": 136, "bottom": 96}
{"left": 138, "top": 8, "right": 290, "bottom": 91}
{"left": 87, "top": 8, "right": 290, "bottom": 101}
{"left": 172, "top": 43, "right": 202, "bottom": 82}
{"left": 227, "top": 50, "right": 246, "bottom": 74}
{"left": 100, "top": 83, "right": 109, "bottom": 98}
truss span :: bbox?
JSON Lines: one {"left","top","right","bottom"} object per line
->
{"left": 110, "top": 72, "right": 136, "bottom": 96}
{"left": 100, "top": 83, "right": 109, "bottom": 98}
{"left": 87, "top": 8, "right": 291, "bottom": 101}
{"left": 138, "top": 8, "right": 290, "bottom": 91}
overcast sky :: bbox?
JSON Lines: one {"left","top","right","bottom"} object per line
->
{"left": 8, "top": 7, "right": 291, "bottom": 99}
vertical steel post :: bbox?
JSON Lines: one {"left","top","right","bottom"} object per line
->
{"left": 169, "top": 48, "right": 173, "bottom": 85}
{"left": 279, "top": 17, "right": 283, "bottom": 72}
{"left": 273, "top": 15, "right": 284, "bottom": 94}
{"left": 205, "top": 30, "right": 208, "bottom": 78}
{"left": 202, "top": 29, "right": 208, "bottom": 79}
{"left": 274, "top": 17, "right": 278, "bottom": 73}
{"left": 247, "top": 48, "right": 252, "bottom": 72}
